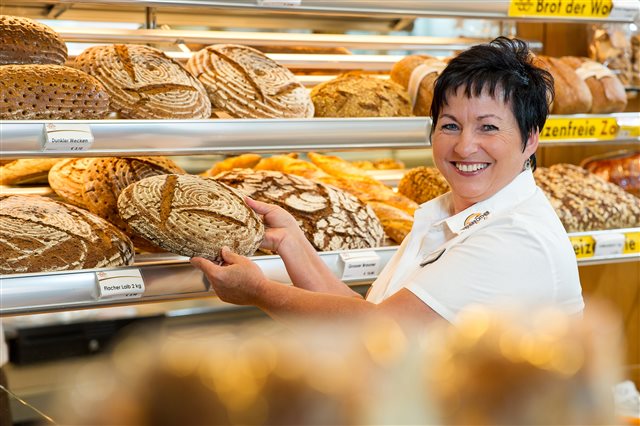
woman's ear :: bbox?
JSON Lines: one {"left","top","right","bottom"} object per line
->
{"left": 524, "top": 130, "right": 540, "bottom": 157}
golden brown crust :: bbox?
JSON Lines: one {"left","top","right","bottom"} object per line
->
{"left": 390, "top": 55, "right": 446, "bottom": 116}
{"left": 534, "top": 56, "right": 592, "bottom": 115}
{"left": 0, "top": 15, "right": 67, "bottom": 65}
{"left": 48, "top": 158, "right": 94, "bottom": 208}
{"left": 0, "top": 158, "right": 63, "bottom": 185}
{"left": 367, "top": 201, "right": 414, "bottom": 244}
{"left": 398, "top": 166, "right": 450, "bottom": 204}
{"left": 201, "top": 154, "right": 262, "bottom": 177}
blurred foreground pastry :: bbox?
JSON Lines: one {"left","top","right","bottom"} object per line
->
{"left": 1, "top": 158, "right": 62, "bottom": 185}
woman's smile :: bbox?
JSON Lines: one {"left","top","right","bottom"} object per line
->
{"left": 451, "top": 161, "right": 491, "bottom": 174}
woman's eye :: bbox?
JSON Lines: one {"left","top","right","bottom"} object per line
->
{"left": 441, "top": 123, "right": 459, "bottom": 131}
{"left": 482, "top": 124, "right": 498, "bottom": 131}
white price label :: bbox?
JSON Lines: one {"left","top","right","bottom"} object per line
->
{"left": 42, "top": 123, "right": 94, "bottom": 151}
{"left": 339, "top": 251, "right": 380, "bottom": 281}
{"left": 96, "top": 268, "right": 145, "bottom": 300}
{"left": 594, "top": 233, "right": 625, "bottom": 257}
{"left": 257, "top": 0, "right": 301, "bottom": 6}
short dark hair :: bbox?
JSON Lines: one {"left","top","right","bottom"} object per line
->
{"left": 430, "top": 37, "right": 554, "bottom": 171}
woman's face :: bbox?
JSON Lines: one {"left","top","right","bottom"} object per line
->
{"left": 432, "top": 87, "right": 538, "bottom": 214}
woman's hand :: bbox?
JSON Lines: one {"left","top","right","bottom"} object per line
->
{"left": 191, "top": 247, "right": 268, "bottom": 306}
{"left": 245, "top": 197, "right": 305, "bottom": 254}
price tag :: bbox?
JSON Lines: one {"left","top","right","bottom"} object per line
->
{"left": 96, "top": 268, "right": 145, "bottom": 300}
{"left": 508, "top": 0, "right": 613, "bottom": 19}
{"left": 540, "top": 117, "right": 619, "bottom": 141}
{"left": 569, "top": 235, "right": 595, "bottom": 259}
{"left": 593, "top": 233, "right": 625, "bottom": 257}
{"left": 339, "top": 251, "right": 380, "bottom": 281}
{"left": 41, "top": 122, "right": 94, "bottom": 151}
{"left": 624, "top": 232, "right": 640, "bottom": 254}
{"left": 257, "top": 0, "right": 301, "bottom": 6}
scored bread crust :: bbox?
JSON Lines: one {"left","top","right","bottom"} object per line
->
{"left": 74, "top": 44, "right": 211, "bottom": 119}
{"left": 214, "top": 169, "right": 384, "bottom": 251}
{"left": 117, "top": 174, "right": 264, "bottom": 262}
{"left": 0, "top": 15, "right": 67, "bottom": 65}
{"left": 0, "top": 194, "right": 134, "bottom": 274}
{"left": 187, "top": 44, "right": 313, "bottom": 118}
{"left": 48, "top": 158, "right": 95, "bottom": 208}
{"left": 0, "top": 65, "right": 110, "bottom": 119}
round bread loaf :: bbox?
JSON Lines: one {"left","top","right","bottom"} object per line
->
{"left": 0, "top": 15, "right": 67, "bottom": 65}
{"left": 74, "top": 44, "right": 211, "bottom": 119}
{"left": 48, "top": 158, "right": 95, "bottom": 208}
{"left": 0, "top": 65, "right": 110, "bottom": 119}
{"left": 214, "top": 169, "right": 384, "bottom": 251}
{"left": 311, "top": 73, "right": 412, "bottom": 117}
{"left": 390, "top": 55, "right": 447, "bottom": 116}
{"left": 117, "top": 174, "right": 264, "bottom": 262}
{"left": 187, "top": 44, "right": 313, "bottom": 118}
{"left": 533, "top": 56, "right": 592, "bottom": 115}
{"left": 398, "top": 166, "right": 450, "bottom": 204}
{"left": 1, "top": 158, "right": 62, "bottom": 185}
{"left": 82, "top": 157, "right": 185, "bottom": 251}
{"left": 0, "top": 194, "right": 134, "bottom": 274}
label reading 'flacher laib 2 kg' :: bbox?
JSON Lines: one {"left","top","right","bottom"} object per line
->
{"left": 96, "top": 269, "right": 145, "bottom": 300}
{"left": 508, "top": 0, "right": 613, "bottom": 18}
{"left": 540, "top": 117, "right": 619, "bottom": 142}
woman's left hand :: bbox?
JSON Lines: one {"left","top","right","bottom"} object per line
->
{"left": 190, "top": 247, "right": 267, "bottom": 306}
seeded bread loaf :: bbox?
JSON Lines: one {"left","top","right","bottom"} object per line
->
{"left": 187, "top": 44, "right": 313, "bottom": 118}
{"left": 0, "top": 194, "right": 134, "bottom": 274}
{"left": 48, "top": 158, "right": 95, "bottom": 208}
{"left": 118, "top": 174, "right": 264, "bottom": 262}
{"left": 398, "top": 166, "right": 450, "bottom": 205}
{"left": 311, "top": 73, "right": 412, "bottom": 118}
{"left": 0, "top": 158, "right": 62, "bottom": 185}
{"left": 533, "top": 56, "right": 593, "bottom": 115}
{"left": 74, "top": 44, "right": 211, "bottom": 119}
{"left": 214, "top": 169, "right": 384, "bottom": 251}
{"left": 390, "top": 55, "right": 447, "bottom": 117}
{"left": 0, "top": 65, "right": 110, "bottom": 119}
{"left": 0, "top": 15, "right": 67, "bottom": 65}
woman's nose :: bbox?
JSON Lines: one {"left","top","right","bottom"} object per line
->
{"left": 453, "top": 129, "right": 479, "bottom": 157}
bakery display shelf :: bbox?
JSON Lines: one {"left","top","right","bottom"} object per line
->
{"left": 538, "top": 112, "right": 640, "bottom": 146}
{"left": 0, "top": 118, "right": 430, "bottom": 159}
{"left": 0, "top": 247, "right": 398, "bottom": 316}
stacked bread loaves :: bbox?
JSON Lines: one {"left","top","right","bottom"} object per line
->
{"left": 390, "top": 54, "right": 447, "bottom": 116}
{"left": 187, "top": 44, "right": 313, "bottom": 118}
{"left": 533, "top": 55, "right": 592, "bottom": 115}
{"left": 214, "top": 169, "right": 384, "bottom": 251}
{"left": 1, "top": 158, "right": 62, "bottom": 185}
{"left": 398, "top": 166, "right": 450, "bottom": 205}
{"left": 118, "top": 174, "right": 264, "bottom": 262}
{"left": 0, "top": 195, "right": 134, "bottom": 274}
{"left": 74, "top": 44, "right": 211, "bottom": 119}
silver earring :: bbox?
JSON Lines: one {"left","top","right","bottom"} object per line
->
{"left": 523, "top": 158, "right": 531, "bottom": 171}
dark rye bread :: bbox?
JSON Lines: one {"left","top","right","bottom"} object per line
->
{"left": 74, "top": 44, "right": 211, "bottom": 119}
{"left": 214, "top": 169, "right": 384, "bottom": 251}
{"left": 82, "top": 157, "right": 185, "bottom": 251}
{"left": 0, "top": 195, "right": 134, "bottom": 274}
{"left": 48, "top": 158, "right": 94, "bottom": 208}
{"left": 0, "top": 15, "right": 67, "bottom": 65}
{"left": 1, "top": 158, "right": 62, "bottom": 185}
{"left": 1, "top": 65, "right": 110, "bottom": 120}
{"left": 117, "top": 174, "right": 264, "bottom": 262}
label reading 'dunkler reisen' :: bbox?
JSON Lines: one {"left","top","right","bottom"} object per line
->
{"left": 96, "top": 268, "right": 145, "bottom": 300}
{"left": 508, "top": 0, "right": 613, "bottom": 19}
{"left": 42, "top": 123, "right": 94, "bottom": 152}
{"left": 540, "top": 117, "right": 619, "bottom": 141}
{"left": 339, "top": 251, "right": 381, "bottom": 281}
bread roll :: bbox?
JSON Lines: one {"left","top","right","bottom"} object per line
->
{"left": 398, "top": 166, "right": 450, "bottom": 204}
{"left": 187, "top": 44, "right": 313, "bottom": 118}
{"left": 201, "top": 154, "right": 262, "bottom": 178}
{"left": 367, "top": 201, "right": 414, "bottom": 244}
{"left": 215, "top": 169, "right": 384, "bottom": 251}
{"left": 0, "top": 195, "right": 134, "bottom": 274}
{"left": 390, "top": 55, "right": 447, "bottom": 116}
{"left": 48, "top": 158, "right": 94, "bottom": 208}
{"left": 254, "top": 155, "right": 328, "bottom": 180}
{"left": 0, "top": 65, "right": 110, "bottom": 119}
{"left": 0, "top": 158, "right": 62, "bottom": 185}
{"left": 0, "top": 15, "right": 67, "bottom": 65}
{"left": 311, "top": 73, "right": 412, "bottom": 117}
{"left": 74, "top": 44, "right": 211, "bottom": 119}
{"left": 118, "top": 174, "right": 264, "bottom": 262}
{"left": 560, "top": 56, "right": 627, "bottom": 113}
{"left": 533, "top": 56, "right": 592, "bottom": 115}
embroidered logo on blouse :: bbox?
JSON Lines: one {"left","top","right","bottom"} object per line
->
{"left": 462, "top": 211, "right": 490, "bottom": 230}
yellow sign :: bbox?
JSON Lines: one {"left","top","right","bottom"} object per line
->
{"left": 569, "top": 235, "right": 595, "bottom": 259}
{"left": 508, "top": 0, "right": 613, "bottom": 18}
{"left": 619, "top": 125, "right": 640, "bottom": 139}
{"left": 540, "top": 117, "right": 619, "bottom": 141}
{"left": 624, "top": 232, "right": 640, "bottom": 255}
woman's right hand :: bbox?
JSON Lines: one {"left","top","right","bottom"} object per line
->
{"left": 245, "top": 197, "right": 304, "bottom": 254}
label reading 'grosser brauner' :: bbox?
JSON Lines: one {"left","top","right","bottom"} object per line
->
{"left": 540, "top": 117, "right": 619, "bottom": 141}
{"left": 508, "top": 0, "right": 613, "bottom": 18}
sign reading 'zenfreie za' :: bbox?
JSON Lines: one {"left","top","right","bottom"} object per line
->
{"left": 508, "top": 0, "right": 613, "bottom": 18}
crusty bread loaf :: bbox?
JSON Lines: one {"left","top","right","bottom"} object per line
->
{"left": 560, "top": 56, "right": 627, "bottom": 113}
{"left": 0, "top": 194, "right": 134, "bottom": 274}
{"left": 0, "top": 65, "right": 110, "bottom": 119}
{"left": 187, "top": 44, "right": 313, "bottom": 118}
{"left": 311, "top": 72, "right": 412, "bottom": 117}
{"left": 74, "top": 44, "right": 211, "bottom": 119}
{"left": 214, "top": 169, "right": 384, "bottom": 251}
{"left": 201, "top": 154, "right": 262, "bottom": 178}
{"left": 367, "top": 201, "right": 414, "bottom": 244}
{"left": 533, "top": 56, "right": 592, "bottom": 115}
{"left": 0, "top": 15, "right": 67, "bottom": 65}
{"left": 82, "top": 157, "right": 185, "bottom": 251}
{"left": 398, "top": 166, "right": 450, "bottom": 204}
{"left": 48, "top": 158, "right": 94, "bottom": 208}
{"left": 118, "top": 174, "right": 264, "bottom": 262}
{"left": 390, "top": 55, "right": 447, "bottom": 117}
{"left": 254, "top": 155, "right": 328, "bottom": 180}
{"left": 0, "top": 158, "right": 62, "bottom": 185}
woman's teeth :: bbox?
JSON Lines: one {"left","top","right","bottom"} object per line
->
{"left": 454, "top": 162, "right": 489, "bottom": 172}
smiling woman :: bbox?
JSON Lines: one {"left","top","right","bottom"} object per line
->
{"left": 191, "top": 37, "right": 584, "bottom": 330}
